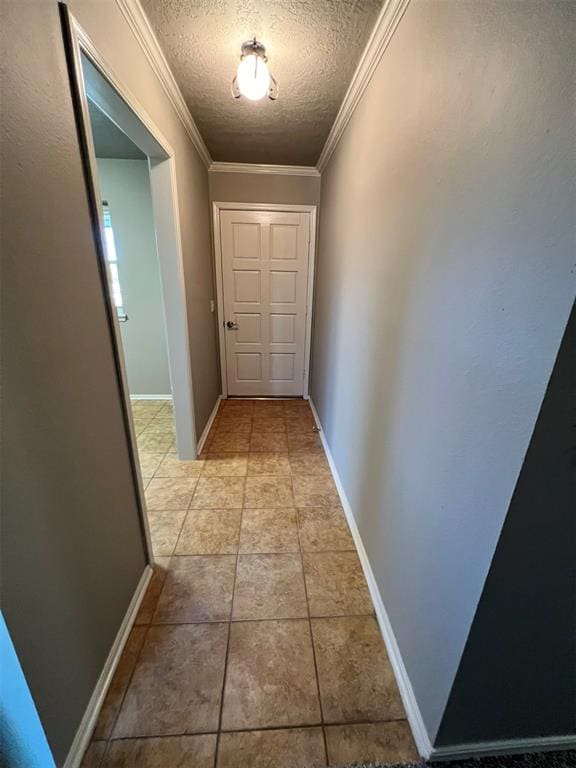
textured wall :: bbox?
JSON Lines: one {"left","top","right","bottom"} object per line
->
{"left": 436, "top": 300, "right": 576, "bottom": 744}
{"left": 209, "top": 171, "right": 320, "bottom": 206}
{"left": 96, "top": 159, "right": 171, "bottom": 396}
{"left": 70, "top": 0, "right": 220, "bottom": 437}
{"left": 311, "top": 0, "right": 575, "bottom": 745}
{"left": 1, "top": 1, "right": 147, "bottom": 763}
{"left": 140, "top": 0, "right": 383, "bottom": 164}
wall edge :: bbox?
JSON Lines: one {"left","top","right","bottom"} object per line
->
{"left": 197, "top": 395, "right": 222, "bottom": 455}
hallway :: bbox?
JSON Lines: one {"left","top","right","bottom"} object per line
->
{"left": 4, "top": 2, "right": 574, "bottom": 765}
{"left": 81, "top": 398, "right": 418, "bottom": 767}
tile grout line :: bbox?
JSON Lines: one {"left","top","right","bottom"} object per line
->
{"left": 294, "top": 410, "right": 331, "bottom": 765}
{"left": 107, "top": 402, "right": 175, "bottom": 765}
{"left": 142, "top": 610, "right": 379, "bottom": 628}
{"left": 98, "top": 402, "right": 186, "bottom": 765}
{"left": 108, "top": 401, "right": 377, "bottom": 766}
{"left": 110, "top": 404, "right": 200, "bottom": 763}
{"left": 99, "top": 614, "right": 153, "bottom": 765}
{"left": 294, "top": 406, "right": 346, "bottom": 765}
{"left": 91, "top": 401, "right": 406, "bottom": 765}
{"left": 167, "top": 547, "right": 358, "bottom": 558}
{"left": 91, "top": 403, "right": 174, "bottom": 764}
{"left": 169, "top": 469, "right": 202, "bottom": 557}
{"left": 294, "top": 474, "right": 330, "bottom": 768}
{"left": 137, "top": 400, "right": 174, "bottom": 483}
{"left": 93, "top": 715, "right": 409, "bottom": 746}
{"left": 212, "top": 472, "right": 247, "bottom": 768}
{"left": 94, "top": 712, "right": 406, "bottom": 742}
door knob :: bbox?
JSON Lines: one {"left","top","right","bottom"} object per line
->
{"left": 226, "top": 320, "right": 239, "bottom": 329}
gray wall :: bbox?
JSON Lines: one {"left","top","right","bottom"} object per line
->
{"left": 311, "top": 0, "right": 575, "bottom": 746}
{"left": 437, "top": 300, "right": 576, "bottom": 744}
{"left": 209, "top": 170, "right": 320, "bottom": 206}
{"left": 70, "top": 0, "right": 220, "bottom": 437}
{"left": 1, "top": 0, "right": 221, "bottom": 763}
{"left": 96, "top": 158, "right": 171, "bottom": 396}
{"left": 1, "top": 1, "right": 147, "bottom": 763}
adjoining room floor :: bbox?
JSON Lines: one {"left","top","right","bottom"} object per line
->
{"left": 81, "top": 398, "right": 418, "bottom": 768}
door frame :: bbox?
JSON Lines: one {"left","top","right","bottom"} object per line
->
{"left": 61, "top": 9, "right": 200, "bottom": 559}
{"left": 212, "top": 202, "right": 318, "bottom": 399}
{"left": 67, "top": 16, "right": 198, "bottom": 461}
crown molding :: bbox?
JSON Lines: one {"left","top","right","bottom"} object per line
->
{"left": 115, "top": 0, "right": 212, "bottom": 167}
{"left": 317, "top": 0, "right": 410, "bottom": 172}
{"left": 209, "top": 162, "right": 320, "bottom": 178}
{"left": 114, "top": 0, "right": 409, "bottom": 174}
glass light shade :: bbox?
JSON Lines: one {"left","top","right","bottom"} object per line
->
{"left": 236, "top": 54, "right": 270, "bottom": 101}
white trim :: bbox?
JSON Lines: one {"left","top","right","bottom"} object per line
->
{"left": 197, "top": 396, "right": 222, "bottom": 454}
{"left": 130, "top": 394, "right": 172, "bottom": 400}
{"left": 308, "top": 399, "right": 433, "bottom": 760}
{"left": 76, "top": 27, "right": 169, "bottom": 159}
{"left": 113, "top": 0, "right": 411, "bottom": 176}
{"left": 431, "top": 735, "right": 576, "bottom": 762}
{"left": 114, "top": 0, "right": 211, "bottom": 167}
{"left": 62, "top": 566, "right": 153, "bottom": 768}
{"left": 212, "top": 209, "right": 228, "bottom": 399}
{"left": 214, "top": 202, "right": 319, "bottom": 213}
{"left": 308, "top": 399, "right": 576, "bottom": 761}
{"left": 149, "top": 155, "right": 199, "bottom": 460}
{"left": 212, "top": 202, "right": 317, "bottom": 399}
{"left": 209, "top": 162, "right": 320, "bottom": 178}
{"left": 317, "top": 0, "right": 411, "bottom": 171}
{"left": 302, "top": 207, "right": 317, "bottom": 399}
{"left": 65, "top": 14, "right": 153, "bottom": 561}
{"left": 70, "top": 15, "right": 198, "bottom": 463}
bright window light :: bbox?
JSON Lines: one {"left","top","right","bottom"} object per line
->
{"left": 102, "top": 204, "right": 125, "bottom": 313}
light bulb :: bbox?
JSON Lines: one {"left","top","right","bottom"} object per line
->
{"left": 236, "top": 54, "right": 270, "bottom": 101}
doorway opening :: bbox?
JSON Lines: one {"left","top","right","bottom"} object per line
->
{"left": 63, "top": 11, "right": 199, "bottom": 561}
{"left": 89, "top": 101, "right": 180, "bottom": 525}
{"left": 91, "top": 111, "right": 171, "bottom": 401}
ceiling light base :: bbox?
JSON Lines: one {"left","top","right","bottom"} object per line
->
{"left": 240, "top": 39, "right": 267, "bottom": 59}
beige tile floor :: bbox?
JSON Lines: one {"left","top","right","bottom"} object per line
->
{"left": 81, "top": 398, "right": 417, "bottom": 768}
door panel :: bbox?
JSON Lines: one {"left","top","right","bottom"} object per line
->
{"left": 220, "top": 210, "right": 310, "bottom": 396}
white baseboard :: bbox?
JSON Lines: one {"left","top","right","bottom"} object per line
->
{"left": 130, "top": 395, "right": 172, "bottom": 400}
{"left": 431, "top": 734, "right": 576, "bottom": 762}
{"left": 310, "top": 399, "right": 576, "bottom": 762}
{"left": 308, "top": 399, "right": 433, "bottom": 760}
{"left": 62, "top": 565, "right": 153, "bottom": 768}
{"left": 197, "top": 395, "right": 221, "bottom": 455}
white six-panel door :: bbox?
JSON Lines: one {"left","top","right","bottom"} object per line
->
{"left": 219, "top": 209, "right": 311, "bottom": 396}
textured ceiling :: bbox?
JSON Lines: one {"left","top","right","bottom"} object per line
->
{"left": 140, "top": 0, "right": 384, "bottom": 165}
{"left": 88, "top": 100, "right": 147, "bottom": 159}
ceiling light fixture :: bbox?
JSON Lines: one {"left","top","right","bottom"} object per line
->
{"left": 232, "top": 38, "right": 278, "bottom": 101}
